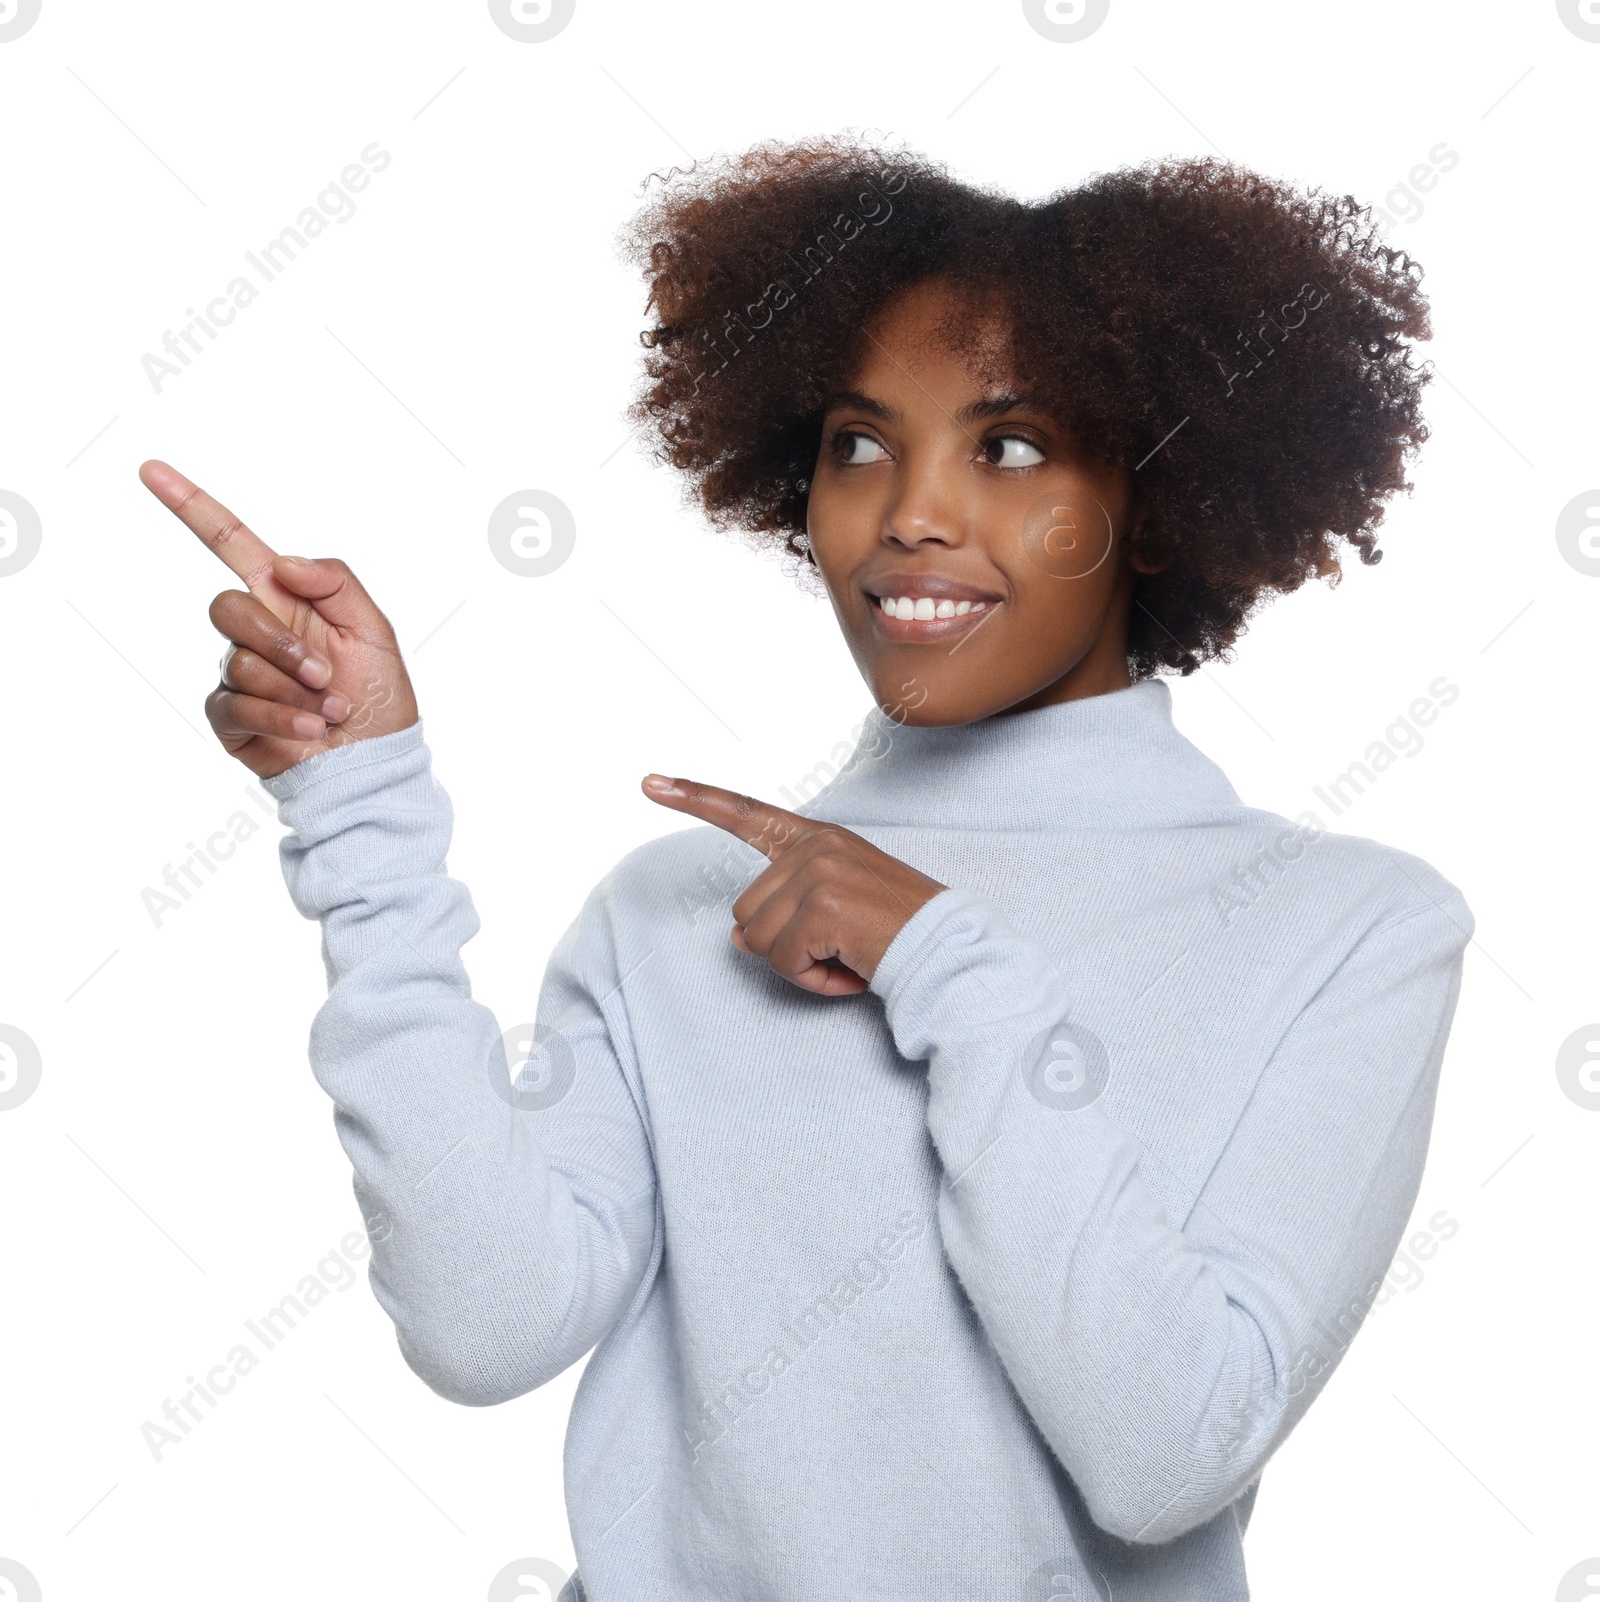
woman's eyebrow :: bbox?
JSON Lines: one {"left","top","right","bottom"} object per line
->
{"left": 958, "top": 390, "right": 1047, "bottom": 424}
{"left": 822, "top": 388, "right": 896, "bottom": 421}
{"left": 821, "top": 388, "right": 1048, "bottom": 425}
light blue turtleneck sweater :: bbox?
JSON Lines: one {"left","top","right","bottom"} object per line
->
{"left": 261, "top": 679, "right": 1471, "bottom": 1601}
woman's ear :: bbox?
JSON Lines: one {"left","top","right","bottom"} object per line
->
{"left": 1129, "top": 546, "right": 1174, "bottom": 576}
{"left": 1124, "top": 505, "right": 1175, "bottom": 575}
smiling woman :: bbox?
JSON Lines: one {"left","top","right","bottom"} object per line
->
{"left": 143, "top": 132, "right": 1468, "bottom": 1602}
{"left": 622, "top": 137, "right": 1432, "bottom": 682}
{"left": 798, "top": 277, "right": 1158, "bottom": 722}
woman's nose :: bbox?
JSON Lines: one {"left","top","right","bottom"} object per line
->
{"left": 882, "top": 456, "right": 966, "bottom": 550}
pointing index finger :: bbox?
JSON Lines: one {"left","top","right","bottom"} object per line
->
{"left": 642, "top": 775, "right": 813, "bottom": 859}
{"left": 139, "top": 459, "right": 283, "bottom": 596}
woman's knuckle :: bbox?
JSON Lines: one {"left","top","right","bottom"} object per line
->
{"left": 210, "top": 515, "right": 247, "bottom": 555}
{"left": 809, "top": 886, "right": 847, "bottom": 919}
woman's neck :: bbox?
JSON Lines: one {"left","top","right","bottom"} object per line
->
{"left": 795, "top": 679, "right": 1243, "bottom": 835}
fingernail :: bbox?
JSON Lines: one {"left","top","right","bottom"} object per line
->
{"left": 292, "top": 714, "right": 323, "bottom": 739}
{"left": 322, "top": 693, "right": 350, "bottom": 721}
{"left": 298, "top": 655, "right": 331, "bottom": 688}
{"left": 643, "top": 773, "right": 682, "bottom": 795}
{"left": 279, "top": 554, "right": 309, "bottom": 567}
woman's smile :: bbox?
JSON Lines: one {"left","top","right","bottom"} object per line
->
{"left": 868, "top": 594, "right": 998, "bottom": 642}
{"left": 864, "top": 569, "right": 1004, "bottom": 643}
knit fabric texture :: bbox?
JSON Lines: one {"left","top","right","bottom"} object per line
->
{"left": 261, "top": 678, "right": 1471, "bottom": 1601}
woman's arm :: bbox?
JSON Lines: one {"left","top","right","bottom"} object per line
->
{"left": 632, "top": 773, "right": 1469, "bottom": 1541}
{"left": 139, "top": 460, "right": 659, "bottom": 1405}
{"left": 264, "top": 721, "right": 659, "bottom": 1406}
{"left": 867, "top": 873, "right": 1469, "bottom": 1545}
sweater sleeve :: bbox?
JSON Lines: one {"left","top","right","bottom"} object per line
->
{"left": 867, "top": 873, "right": 1470, "bottom": 1545}
{"left": 262, "top": 721, "right": 659, "bottom": 1406}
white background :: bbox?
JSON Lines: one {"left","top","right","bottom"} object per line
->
{"left": 1, "top": 2, "right": 1595, "bottom": 1598}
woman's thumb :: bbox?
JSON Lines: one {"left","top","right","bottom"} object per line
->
{"left": 271, "top": 554, "right": 388, "bottom": 634}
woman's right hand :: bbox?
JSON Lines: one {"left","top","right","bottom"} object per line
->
{"left": 140, "top": 459, "right": 420, "bottom": 779}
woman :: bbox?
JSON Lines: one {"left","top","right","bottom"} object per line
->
{"left": 142, "top": 140, "right": 1470, "bottom": 1601}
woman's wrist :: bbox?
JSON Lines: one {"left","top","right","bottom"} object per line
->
{"left": 261, "top": 717, "right": 427, "bottom": 804}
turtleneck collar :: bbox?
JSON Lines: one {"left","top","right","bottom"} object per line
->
{"left": 795, "top": 679, "right": 1242, "bottom": 834}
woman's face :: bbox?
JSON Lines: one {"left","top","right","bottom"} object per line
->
{"left": 806, "top": 276, "right": 1153, "bottom": 727}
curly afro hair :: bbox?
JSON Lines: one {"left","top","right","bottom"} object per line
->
{"left": 618, "top": 135, "right": 1433, "bottom": 678}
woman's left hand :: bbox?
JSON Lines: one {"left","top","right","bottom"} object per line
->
{"left": 642, "top": 774, "right": 947, "bottom": 995}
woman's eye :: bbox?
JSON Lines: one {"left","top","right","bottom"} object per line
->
{"left": 836, "top": 430, "right": 889, "bottom": 465}
{"left": 985, "top": 434, "right": 1045, "bottom": 468}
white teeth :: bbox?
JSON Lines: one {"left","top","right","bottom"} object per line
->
{"left": 878, "top": 595, "right": 988, "bottom": 619}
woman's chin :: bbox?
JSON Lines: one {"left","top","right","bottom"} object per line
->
{"left": 869, "top": 683, "right": 999, "bottom": 729}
